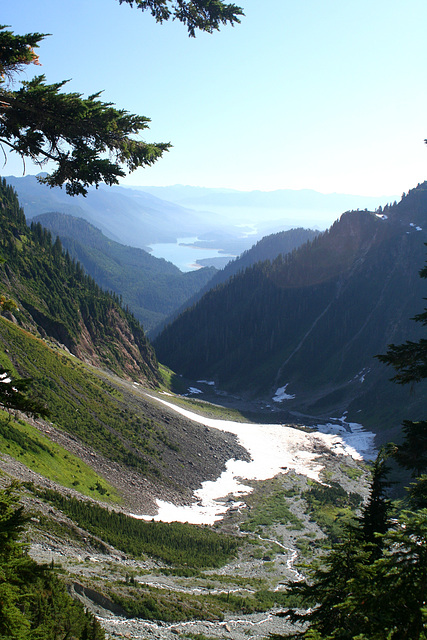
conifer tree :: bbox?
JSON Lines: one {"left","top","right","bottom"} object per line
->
{"left": 0, "top": 483, "right": 105, "bottom": 638}
{"left": 0, "top": 1, "right": 243, "bottom": 196}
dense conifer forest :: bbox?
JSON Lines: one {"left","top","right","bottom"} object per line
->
{"left": 154, "top": 185, "right": 427, "bottom": 435}
{"left": 0, "top": 178, "right": 159, "bottom": 383}
{"left": 32, "top": 211, "right": 217, "bottom": 334}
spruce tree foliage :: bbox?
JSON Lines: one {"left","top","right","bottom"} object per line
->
{"left": 0, "top": 369, "right": 49, "bottom": 418}
{"left": 117, "top": 0, "right": 244, "bottom": 36}
{"left": 0, "top": 2, "right": 243, "bottom": 196}
{"left": 358, "top": 446, "right": 393, "bottom": 555}
{"left": 0, "top": 483, "right": 105, "bottom": 639}
{"left": 0, "top": 27, "right": 169, "bottom": 197}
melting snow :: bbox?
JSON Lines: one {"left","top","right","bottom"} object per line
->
{"left": 197, "top": 380, "right": 215, "bottom": 386}
{"left": 273, "top": 384, "right": 295, "bottom": 402}
{"left": 139, "top": 396, "right": 376, "bottom": 525}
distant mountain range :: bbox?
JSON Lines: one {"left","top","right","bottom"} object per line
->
{"left": 153, "top": 183, "right": 427, "bottom": 440}
{"left": 5, "top": 176, "right": 397, "bottom": 263}
{"left": 4, "top": 175, "right": 238, "bottom": 249}
{"left": 135, "top": 184, "right": 397, "bottom": 232}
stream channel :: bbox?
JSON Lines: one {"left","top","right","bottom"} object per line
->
{"left": 98, "top": 395, "right": 376, "bottom": 639}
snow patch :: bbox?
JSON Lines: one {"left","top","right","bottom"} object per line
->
{"left": 186, "top": 387, "right": 203, "bottom": 395}
{"left": 273, "top": 384, "right": 295, "bottom": 402}
{"left": 141, "top": 395, "right": 376, "bottom": 525}
{"left": 197, "top": 380, "right": 215, "bottom": 386}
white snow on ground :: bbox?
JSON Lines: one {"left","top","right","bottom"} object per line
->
{"left": 197, "top": 380, "right": 215, "bottom": 386}
{"left": 187, "top": 387, "right": 203, "bottom": 394}
{"left": 272, "top": 384, "right": 295, "bottom": 402}
{"left": 139, "top": 396, "right": 376, "bottom": 525}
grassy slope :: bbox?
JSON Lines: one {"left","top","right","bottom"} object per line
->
{"left": 0, "top": 317, "right": 176, "bottom": 482}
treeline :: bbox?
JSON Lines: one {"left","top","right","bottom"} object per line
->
{"left": 0, "top": 178, "right": 159, "bottom": 383}
{"left": 33, "top": 488, "right": 240, "bottom": 568}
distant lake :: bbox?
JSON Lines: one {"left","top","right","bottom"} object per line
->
{"left": 148, "top": 237, "right": 236, "bottom": 272}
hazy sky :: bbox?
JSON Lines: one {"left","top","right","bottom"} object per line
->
{"left": 3, "top": 0, "right": 427, "bottom": 196}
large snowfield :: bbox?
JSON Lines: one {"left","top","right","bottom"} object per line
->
{"left": 141, "top": 395, "right": 376, "bottom": 524}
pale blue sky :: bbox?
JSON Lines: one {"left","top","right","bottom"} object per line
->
{"left": 3, "top": 0, "right": 427, "bottom": 196}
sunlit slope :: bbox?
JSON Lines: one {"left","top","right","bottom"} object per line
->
{"left": 0, "top": 178, "right": 159, "bottom": 384}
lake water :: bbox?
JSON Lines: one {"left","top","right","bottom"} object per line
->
{"left": 138, "top": 394, "right": 376, "bottom": 525}
{"left": 148, "top": 237, "right": 236, "bottom": 272}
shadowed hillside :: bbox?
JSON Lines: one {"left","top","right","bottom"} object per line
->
{"left": 154, "top": 184, "right": 427, "bottom": 438}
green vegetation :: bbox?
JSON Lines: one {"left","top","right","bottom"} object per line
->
{"left": 31, "top": 488, "right": 240, "bottom": 568}
{"left": 302, "top": 481, "right": 362, "bottom": 540}
{"left": 108, "top": 582, "right": 296, "bottom": 622}
{"left": 0, "top": 178, "right": 159, "bottom": 384}
{"left": 0, "top": 317, "right": 175, "bottom": 478}
{"left": 159, "top": 392, "right": 248, "bottom": 422}
{"left": 33, "top": 212, "right": 216, "bottom": 334}
{"left": 241, "top": 480, "right": 304, "bottom": 533}
{"left": 0, "top": 483, "right": 105, "bottom": 639}
{"left": 0, "top": 413, "right": 121, "bottom": 502}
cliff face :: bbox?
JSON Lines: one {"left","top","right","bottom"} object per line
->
{"left": 0, "top": 178, "right": 159, "bottom": 385}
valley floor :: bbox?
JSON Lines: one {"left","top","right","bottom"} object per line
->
{"left": 0, "top": 373, "right": 373, "bottom": 640}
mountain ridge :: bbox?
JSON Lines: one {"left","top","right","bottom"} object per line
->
{"left": 153, "top": 182, "right": 427, "bottom": 438}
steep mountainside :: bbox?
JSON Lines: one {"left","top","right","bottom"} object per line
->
{"left": 152, "top": 227, "right": 319, "bottom": 337}
{"left": 0, "top": 178, "right": 249, "bottom": 512}
{"left": 32, "top": 212, "right": 216, "bottom": 334}
{"left": 0, "top": 179, "right": 158, "bottom": 383}
{"left": 154, "top": 184, "right": 427, "bottom": 438}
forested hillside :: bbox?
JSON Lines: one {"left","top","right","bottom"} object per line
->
{"left": 154, "top": 184, "right": 427, "bottom": 437}
{"left": 0, "top": 179, "right": 159, "bottom": 383}
{"left": 32, "top": 211, "right": 216, "bottom": 333}
{"left": 151, "top": 227, "right": 318, "bottom": 337}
